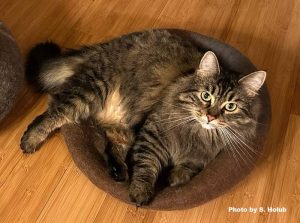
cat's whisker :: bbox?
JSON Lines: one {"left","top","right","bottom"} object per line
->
{"left": 237, "top": 147, "right": 256, "bottom": 167}
{"left": 224, "top": 129, "right": 252, "bottom": 157}
{"left": 218, "top": 128, "right": 231, "bottom": 148}
{"left": 161, "top": 117, "right": 196, "bottom": 134}
{"left": 221, "top": 128, "right": 249, "bottom": 166}
{"left": 224, "top": 149, "right": 242, "bottom": 168}
{"left": 217, "top": 128, "right": 230, "bottom": 151}
{"left": 226, "top": 127, "right": 255, "bottom": 151}
{"left": 235, "top": 147, "right": 256, "bottom": 167}
{"left": 159, "top": 116, "right": 192, "bottom": 127}
{"left": 224, "top": 128, "right": 255, "bottom": 166}
{"left": 149, "top": 111, "right": 193, "bottom": 125}
{"left": 165, "top": 117, "right": 196, "bottom": 131}
{"left": 226, "top": 127, "right": 261, "bottom": 156}
{"left": 226, "top": 126, "right": 253, "bottom": 143}
{"left": 219, "top": 128, "right": 242, "bottom": 167}
{"left": 222, "top": 128, "right": 256, "bottom": 166}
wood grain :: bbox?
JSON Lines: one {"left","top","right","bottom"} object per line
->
{"left": 0, "top": 0, "right": 299, "bottom": 222}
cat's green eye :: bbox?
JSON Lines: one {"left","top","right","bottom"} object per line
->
{"left": 225, "top": 102, "right": 237, "bottom": 111}
{"left": 201, "top": 91, "right": 212, "bottom": 102}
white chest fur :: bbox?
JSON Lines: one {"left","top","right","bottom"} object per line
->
{"left": 96, "top": 87, "right": 127, "bottom": 126}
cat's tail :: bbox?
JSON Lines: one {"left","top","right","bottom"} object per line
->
{"left": 25, "top": 42, "right": 62, "bottom": 92}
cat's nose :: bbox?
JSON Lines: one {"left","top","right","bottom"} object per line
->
{"left": 207, "top": 114, "right": 216, "bottom": 122}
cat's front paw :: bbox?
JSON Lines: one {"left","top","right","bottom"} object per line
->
{"left": 129, "top": 182, "right": 154, "bottom": 206}
{"left": 20, "top": 131, "right": 41, "bottom": 154}
{"left": 168, "top": 167, "right": 192, "bottom": 187}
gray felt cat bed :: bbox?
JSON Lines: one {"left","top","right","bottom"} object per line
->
{"left": 61, "top": 29, "right": 271, "bottom": 210}
{"left": 0, "top": 22, "right": 23, "bottom": 121}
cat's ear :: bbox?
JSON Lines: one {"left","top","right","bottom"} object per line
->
{"left": 197, "top": 51, "right": 220, "bottom": 77}
{"left": 238, "top": 71, "right": 266, "bottom": 96}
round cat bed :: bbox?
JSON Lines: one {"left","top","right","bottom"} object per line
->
{"left": 61, "top": 29, "right": 271, "bottom": 210}
{"left": 0, "top": 22, "right": 23, "bottom": 121}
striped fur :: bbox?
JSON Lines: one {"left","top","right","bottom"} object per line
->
{"left": 129, "top": 52, "right": 266, "bottom": 205}
{"left": 20, "top": 29, "right": 265, "bottom": 189}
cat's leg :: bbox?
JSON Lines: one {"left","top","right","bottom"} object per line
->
{"left": 129, "top": 126, "right": 169, "bottom": 206}
{"left": 168, "top": 162, "right": 201, "bottom": 187}
{"left": 104, "top": 126, "right": 134, "bottom": 181}
{"left": 129, "top": 152, "right": 162, "bottom": 206}
{"left": 20, "top": 97, "right": 90, "bottom": 153}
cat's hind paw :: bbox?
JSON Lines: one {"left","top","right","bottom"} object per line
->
{"left": 20, "top": 131, "right": 41, "bottom": 154}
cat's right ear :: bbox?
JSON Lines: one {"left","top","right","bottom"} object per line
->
{"left": 197, "top": 51, "right": 220, "bottom": 77}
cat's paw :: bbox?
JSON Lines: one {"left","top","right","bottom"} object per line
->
{"left": 168, "top": 168, "right": 192, "bottom": 187}
{"left": 129, "top": 183, "right": 154, "bottom": 206}
{"left": 20, "top": 131, "right": 41, "bottom": 154}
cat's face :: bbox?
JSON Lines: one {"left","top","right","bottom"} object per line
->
{"left": 177, "top": 51, "right": 266, "bottom": 130}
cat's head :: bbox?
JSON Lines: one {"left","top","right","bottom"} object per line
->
{"left": 177, "top": 51, "right": 266, "bottom": 130}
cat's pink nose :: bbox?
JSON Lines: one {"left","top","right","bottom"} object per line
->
{"left": 207, "top": 114, "right": 216, "bottom": 122}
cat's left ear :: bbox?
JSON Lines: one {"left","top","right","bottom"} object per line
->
{"left": 197, "top": 51, "right": 220, "bottom": 77}
{"left": 238, "top": 71, "right": 266, "bottom": 96}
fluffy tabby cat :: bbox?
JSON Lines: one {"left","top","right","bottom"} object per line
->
{"left": 21, "top": 30, "right": 266, "bottom": 197}
{"left": 21, "top": 30, "right": 203, "bottom": 180}
{"left": 128, "top": 51, "right": 266, "bottom": 205}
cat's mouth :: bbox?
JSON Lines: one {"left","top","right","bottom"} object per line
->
{"left": 196, "top": 117, "right": 218, "bottom": 130}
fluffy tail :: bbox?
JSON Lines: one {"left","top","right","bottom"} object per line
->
{"left": 25, "top": 42, "right": 61, "bottom": 91}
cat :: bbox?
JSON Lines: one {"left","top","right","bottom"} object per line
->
{"left": 128, "top": 52, "right": 266, "bottom": 206}
{"left": 21, "top": 29, "right": 203, "bottom": 181}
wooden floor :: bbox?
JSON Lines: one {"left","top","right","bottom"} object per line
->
{"left": 0, "top": 0, "right": 300, "bottom": 222}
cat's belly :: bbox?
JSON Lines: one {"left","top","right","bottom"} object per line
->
{"left": 95, "top": 83, "right": 161, "bottom": 128}
{"left": 96, "top": 85, "right": 128, "bottom": 126}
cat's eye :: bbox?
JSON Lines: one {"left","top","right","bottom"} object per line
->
{"left": 201, "top": 91, "right": 212, "bottom": 102}
{"left": 224, "top": 102, "right": 237, "bottom": 111}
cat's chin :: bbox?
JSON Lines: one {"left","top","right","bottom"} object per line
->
{"left": 200, "top": 122, "right": 217, "bottom": 130}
